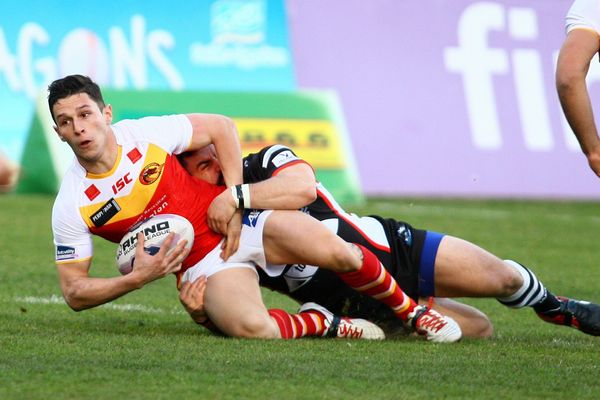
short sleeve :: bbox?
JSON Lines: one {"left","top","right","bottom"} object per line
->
{"left": 113, "top": 114, "right": 193, "bottom": 155}
{"left": 243, "top": 145, "right": 309, "bottom": 183}
{"left": 566, "top": 0, "right": 600, "bottom": 35}
{"left": 52, "top": 192, "right": 93, "bottom": 264}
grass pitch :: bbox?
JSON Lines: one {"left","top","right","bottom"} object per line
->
{"left": 1, "top": 194, "right": 600, "bottom": 399}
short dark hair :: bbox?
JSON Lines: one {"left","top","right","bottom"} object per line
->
{"left": 176, "top": 151, "right": 193, "bottom": 168}
{"left": 47, "top": 75, "right": 106, "bottom": 121}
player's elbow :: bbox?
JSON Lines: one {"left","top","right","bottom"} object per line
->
{"left": 298, "top": 182, "right": 317, "bottom": 205}
{"left": 63, "top": 295, "right": 86, "bottom": 312}
{"left": 556, "top": 66, "right": 586, "bottom": 94}
{"left": 214, "top": 115, "right": 237, "bottom": 138}
{"left": 61, "top": 287, "right": 89, "bottom": 312}
{"left": 292, "top": 168, "right": 317, "bottom": 206}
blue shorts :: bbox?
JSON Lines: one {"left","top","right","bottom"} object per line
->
{"left": 418, "top": 231, "right": 444, "bottom": 297}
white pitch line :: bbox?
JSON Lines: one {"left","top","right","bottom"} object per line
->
{"left": 14, "top": 295, "right": 185, "bottom": 315}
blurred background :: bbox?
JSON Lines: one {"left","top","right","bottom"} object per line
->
{"left": 0, "top": 0, "right": 597, "bottom": 200}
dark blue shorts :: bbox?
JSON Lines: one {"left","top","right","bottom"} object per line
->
{"left": 418, "top": 231, "right": 444, "bottom": 297}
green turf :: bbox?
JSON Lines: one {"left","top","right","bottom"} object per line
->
{"left": 1, "top": 194, "right": 600, "bottom": 399}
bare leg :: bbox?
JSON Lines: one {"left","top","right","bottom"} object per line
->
{"left": 261, "top": 211, "right": 462, "bottom": 343}
{"left": 203, "top": 267, "right": 280, "bottom": 338}
{"left": 262, "top": 210, "right": 417, "bottom": 319}
{"left": 434, "top": 236, "right": 523, "bottom": 298}
{"left": 262, "top": 210, "right": 360, "bottom": 272}
{"left": 420, "top": 297, "right": 493, "bottom": 339}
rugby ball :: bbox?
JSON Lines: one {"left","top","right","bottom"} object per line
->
{"left": 116, "top": 214, "right": 194, "bottom": 275}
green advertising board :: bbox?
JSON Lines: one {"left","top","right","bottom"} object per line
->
{"left": 18, "top": 90, "right": 363, "bottom": 203}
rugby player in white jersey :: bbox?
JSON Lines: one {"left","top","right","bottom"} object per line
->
{"left": 178, "top": 144, "right": 600, "bottom": 338}
{"left": 49, "top": 75, "right": 461, "bottom": 342}
{"left": 557, "top": 0, "right": 600, "bottom": 177}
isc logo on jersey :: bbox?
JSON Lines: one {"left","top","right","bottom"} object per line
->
{"left": 116, "top": 214, "right": 194, "bottom": 275}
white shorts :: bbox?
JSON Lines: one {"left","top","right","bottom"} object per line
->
{"left": 181, "top": 209, "right": 286, "bottom": 283}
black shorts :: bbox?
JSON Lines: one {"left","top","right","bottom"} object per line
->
{"left": 372, "top": 216, "right": 444, "bottom": 299}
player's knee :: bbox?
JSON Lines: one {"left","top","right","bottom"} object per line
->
{"left": 456, "top": 312, "right": 493, "bottom": 339}
{"left": 498, "top": 261, "right": 525, "bottom": 296}
{"left": 227, "top": 313, "right": 279, "bottom": 339}
{"left": 328, "top": 242, "right": 362, "bottom": 272}
{"left": 469, "top": 315, "right": 494, "bottom": 339}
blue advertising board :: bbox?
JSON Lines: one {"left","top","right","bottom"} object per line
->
{"left": 0, "top": 0, "right": 294, "bottom": 161}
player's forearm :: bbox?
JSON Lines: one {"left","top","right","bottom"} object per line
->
{"left": 61, "top": 273, "right": 143, "bottom": 311}
{"left": 557, "top": 77, "right": 600, "bottom": 154}
{"left": 556, "top": 29, "right": 600, "bottom": 155}
{"left": 211, "top": 116, "right": 243, "bottom": 187}
{"left": 248, "top": 174, "right": 317, "bottom": 210}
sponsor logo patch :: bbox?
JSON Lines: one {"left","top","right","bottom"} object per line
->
{"left": 91, "top": 198, "right": 121, "bottom": 227}
{"left": 242, "top": 210, "right": 261, "bottom": 227}
{"left": 56, "top": 245, "right": 77, "bottom": 261}
{"left": 397, "top": 224, "right": 413, "bottom": 246}
{"left": 271, "top": 150, "right": 298, "bottom": 167}
{"left": 139, "top": 162, "right": 164, "bottom": 185}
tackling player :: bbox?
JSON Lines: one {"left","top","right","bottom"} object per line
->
{"left": 49, "top": 75, "right": 460, "bottom": 343}
{"left": 178, "top": 144, "right": 600, "bottom": 338}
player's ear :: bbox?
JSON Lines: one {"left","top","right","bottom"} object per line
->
{"left": 53, "top": 126, "right": 66, "bottom": 141}
{"left": 103, "top": 104, "right": 113, "bottom": 124}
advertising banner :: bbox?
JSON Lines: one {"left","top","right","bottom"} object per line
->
{"left": 0, "top": 0, "right": 294, "bottom": 163}
{"left": 289, "top": 0, "right": 600, "bottom": 198}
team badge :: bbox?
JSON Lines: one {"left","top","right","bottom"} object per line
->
{"left": 139, "top": 162, "right": 164, "bottom": 185}
{"left": 397, "top": 224, "right": 413, "bottom": 246}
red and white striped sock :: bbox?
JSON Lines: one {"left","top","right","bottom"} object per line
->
{"left": 337, "top": 244, "right": 417, "bottom": 322}
{"left": 268, "top": 309, "right": 327, "bottom": 339}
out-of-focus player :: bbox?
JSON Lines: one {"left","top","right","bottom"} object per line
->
{"left": 557, "top": 0, "right": 600, "bottom": 177}
{"left": 0, "top": 151, "right": 20, "bottom": 193}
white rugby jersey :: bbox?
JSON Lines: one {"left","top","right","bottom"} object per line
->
{"left": 566, "top": 0, "right": 600, "bottom": 34}
{"left": 52, "top": 114, "right": 224, "bottom": 270}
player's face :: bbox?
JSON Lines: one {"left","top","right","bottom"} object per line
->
{"left": 52, "top": 93, "right": 114, "bottom": 171}
{"left": 184, "top": 146, "right": 225, "bottom": 186}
